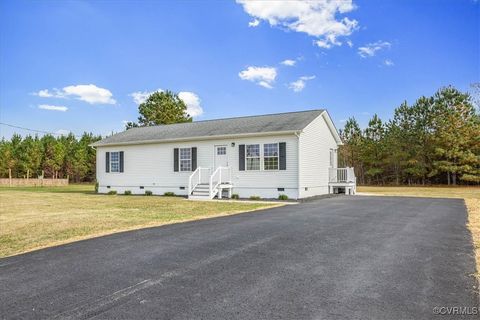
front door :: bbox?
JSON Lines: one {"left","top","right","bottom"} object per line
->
{"left": 214, "top": 145, "right": 228, "bottom": 169}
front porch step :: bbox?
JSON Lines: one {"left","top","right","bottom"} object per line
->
{"left": 192, "top": 191, "right": 210, "bottom": 196}
{"left": 189, "top": 181, "right": 232, "bottom": 200}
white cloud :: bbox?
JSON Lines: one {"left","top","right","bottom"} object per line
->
{"left": 32, "top": 88, "right": 65, "bottom": 98}
{"left": 384, "top": 59, "right": 394, "bottom": 66}
{"left": 288, "top": 75, "right": 316, "bottom": 92}
{"left": 281, "top": 59, "right": 296, "bottom": 66}
{"left": 178, "top": 91, "right": 204, "bottom": 117}
{"left": 358, "top": 41, "right": 391, "bottom": 58}
{"left": 315, "top": 40, "right": 333, "bottom": 49}
{"left": 346, "top": 40, "right": 353, "bottom": 48}
{"left": 62, "top": 84, "right": 116, "bottom": 104}
{"left": 239, "top": 66, "right": 277, "bottom": 89}
{"left": 36, "top": 89, "right": 53, "bottom": 98}
{"left": 248, "top": 19, "right": 260, "bottom": 27}
{"left": 38, "top": 104, "right": 68, "bottom": 112}
{"left": 236, "top": 0, "right": 358, "bottom": 49}
{"left": 129, "top": 89, "right": 204, "bottom": 117}
{"left": 34, "top": 84, "right": 115, "bottom": 104}
{"left": 129, "top": 89, "right": 162, "bottom": 105}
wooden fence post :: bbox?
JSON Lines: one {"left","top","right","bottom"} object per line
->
{"left": 9, "top": 168, "right": 12, "bottom": 187}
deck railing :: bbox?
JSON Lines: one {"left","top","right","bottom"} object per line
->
{"left": 329, "top": 167, "right": 356, "bottom": 183}
{"left": 189, "top": 166, "right": 232, "bottom": 198}
{"left": 209, "top": 166, "right": 231, "bottom": 198}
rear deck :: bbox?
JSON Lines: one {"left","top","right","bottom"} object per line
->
{"left": 329, "top": 167, "right": 356, "bottom": 195}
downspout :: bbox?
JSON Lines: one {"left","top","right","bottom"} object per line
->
{"left": 295, "top": 131, "right": 301, "bottom": 199}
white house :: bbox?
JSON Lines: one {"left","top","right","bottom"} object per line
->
{"left": 91, "top": 109, "right": 356, "bottom": 200}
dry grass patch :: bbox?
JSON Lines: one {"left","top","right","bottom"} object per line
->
{"left": 0, "top": 185, "right": 280, "bottom": 258}
{"left": 358, "top": 185, "right": 480, "bottom": 279}
{"left": 466, "top": 198, "right": 480, "bottom": 279}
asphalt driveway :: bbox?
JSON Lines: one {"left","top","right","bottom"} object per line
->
{"left": 0, "top": 196, "right": 478, "bottom": 319}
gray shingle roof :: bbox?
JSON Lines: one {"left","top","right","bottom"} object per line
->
{"left": 91, "top": 109, "right": 325, "bottom": 147}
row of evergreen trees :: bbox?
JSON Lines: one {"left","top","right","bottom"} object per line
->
{"left": 339, "top": 86, "right": 480, "bottom": 185}
{"left": 0, "top": 133, "right": 101, "bottom": 182}
{"left": 0, "top": 86, "right": 478, "bottom": 185}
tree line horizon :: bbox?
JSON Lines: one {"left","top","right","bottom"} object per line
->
{"left": 1, "top": 87, "right": 478, "bottom": 185}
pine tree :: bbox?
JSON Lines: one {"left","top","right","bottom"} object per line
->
{"left": 431, "top": 87, "right": 480, "bottom": 184}
{"left": 362, "top": 114, "right": 386, "bottom": 184}
{"left": 339, "top": 117, "right": 364, "bottom": 183}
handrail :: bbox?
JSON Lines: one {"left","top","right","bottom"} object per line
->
{"left": 190, "top": 166, "right": 231, "bottom": 199}
{"left": 188, "top": 167, "right": 201, "bottom": 195}
{"left": 209, "top": 167, "right": 222, "bottom": 198}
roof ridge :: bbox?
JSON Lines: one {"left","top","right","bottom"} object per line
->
{"left": 130, "top": 109, "right": 324, "bottom": 130}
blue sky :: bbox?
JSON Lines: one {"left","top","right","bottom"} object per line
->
{"left": 0, "top": 0, "right": 478, "bottom": 138}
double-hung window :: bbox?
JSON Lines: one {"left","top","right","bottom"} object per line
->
{"left": 246, "top": 144, "right": 260, "bottom": 170}
{"left": 263, "top": 143, "right": 279, "bottom": 170}
{"left": 179, "top": 148, "right": 192, "bottom": 171}
{"left": 110, "top": 151, "right": 120, "bottom": 173}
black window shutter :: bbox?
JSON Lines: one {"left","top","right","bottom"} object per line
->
{"left": 279, "top": 142, "right": 286, "bottom": 170}
{"left": 191, "top": 147, "right": 197, "bottom": 171}
{"left": 239, "top": 144, "right": 245, "bottom": 171}
{"left": 105, "top": 152, "right": 110, "bottom": 173}
{"left": 174, "top": 148, "right": 179, "bottom": 172}
{"left": 119, "top": 151, "right": 124, "bottom": 172}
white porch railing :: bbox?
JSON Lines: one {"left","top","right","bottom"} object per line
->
{"left": 189, "top": 166, "right": 232, "bottom": 199}
{"left": 209, "top": 166, "right": 232, "bottom": 198}
{"left": 329, "top": 167, "right": 356, "bottom": 183}
{"left": 188, "top": 167, "right": 211, "bottom": 195}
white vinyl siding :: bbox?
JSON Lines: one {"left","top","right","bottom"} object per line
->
{"left": 96, "top": 134, "right": 299, "bottom": 199}
{"left": 298, "top": 113, "right": 339, "bottom": 198}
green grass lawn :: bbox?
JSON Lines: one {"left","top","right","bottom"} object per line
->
{"left": 0, "top": 184, "right": 280, "bottom": 258}
{"left": 358, "top": 185, "right": 480, "bottom": 279}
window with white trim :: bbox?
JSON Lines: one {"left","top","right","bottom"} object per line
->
{"left": 329, "top": 149, "right": 334, "bottom": 167}
{"left": 263, "top": 143, "right": 279, "bottom": 170}
{"left": 110, "top": 151, "right": 120, "bottom": 173}
{"left": 179, "top": 148, "right": 192, "bottom": 171}
{"left": 246, "top": 144, "right": 260, "bottom": 170}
